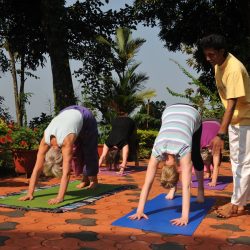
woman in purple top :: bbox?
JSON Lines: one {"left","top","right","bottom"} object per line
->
{"left": 19, "top": 105, "right": 98, "bottom": 205}
{"left": 200, "top": 119, "right": 221, "bottom": 186}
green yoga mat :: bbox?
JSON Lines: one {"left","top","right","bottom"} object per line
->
{"left": 0, "top": 181, "right": 132, "bottom": 212}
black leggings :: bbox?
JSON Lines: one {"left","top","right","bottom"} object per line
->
{"left": 191, "top": 124, "right": 204, "bottom": 171}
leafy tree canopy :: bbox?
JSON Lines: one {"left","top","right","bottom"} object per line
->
{"left": 134, "top": 0, "right": 250, "bottom": 90}
{"left": 82, "top": 27, "right": 154, "bottom": 123}
{"left": 133, "top": 100, "right": 166, "bottom": 130}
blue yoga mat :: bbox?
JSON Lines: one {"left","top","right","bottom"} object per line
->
{"left": 112, "top": 194, "right": 215, "bottom": 236}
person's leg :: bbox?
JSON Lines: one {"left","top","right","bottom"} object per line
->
{"left": 77, "top": 117, "right": 99, "bottom": 189}
{"left": 76, "top": 174, "right": 90, "bottom": 188}
{"left": 195, "top": 170, "right": 205, "bottom": 203}
{"left": 113, "top": 149, "right": 120, "bottom": 171}
{"left": 208, "top": 153, "right": 221, "bottom": 187}
{"left": 216, "top": 125, "right": 250, "bottom": 217}
{"left": 201, "top": 148, "right": 212, "bottom": 178}
{"left": 230, "top": 126, "right": 250, "bottom": 209}
{"left": 73, "top": 143, "right": 89, "bottom": 188}
{"left": 99, "top": 144, "right": 109, "bottom": 167}
{"left": 118, "top": 144, "right": 129, "bottom": 174}
{"left": 84, "top": 122, "right": 99, "bottom": 189}
{"left": 191, "top": 125, "right": 205, "bottom": 203}
{"left": 165, "top": 185, "right": 177, "bottom": 200}
{"left": 204, "top": 163, "right": 212, "bottom": 179}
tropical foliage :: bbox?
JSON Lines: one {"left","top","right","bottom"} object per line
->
{"left": 134, "top": 0, "right": 250, "bottom": 89}
{"left": 133, "top": 100, "right": 166, "bottom": 130}
{"left": 0, "top": 96, "right": 11, "bottom": 122}
{"left": 0, "top": 0, "right": 136, "bottom": 122}
{"left": 83, "top": 27, "right": 155, "bottom": 123}
{"left": 137, "top": 129, "right": 158, "bottom": 159}
{"left": 166, "top": 60, "right": 224, "bottom": 119}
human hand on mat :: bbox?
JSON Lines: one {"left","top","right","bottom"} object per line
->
{"left": 128, "top": 211, "right": 148, "bottom": 220}
{"left": 19, "top": 194, "right": 33, "bottom": 201}
{"left": 48, "top": 197, "right": 63, "bottom": 205}
{"left": 170, "top": 217, "right": 188, "bottom": 226}
{"left": 208, "top": 181, "right": 217, "bottom": 187}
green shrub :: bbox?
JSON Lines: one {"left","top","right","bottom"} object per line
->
{"left": 137, "top": 129, "right": 158, "bottom": 159}
{"left": 97, "top": 126, "right": 158, "bottom": 159}
{"left": 98, "top": 124, "right": 111, "bottom": 144}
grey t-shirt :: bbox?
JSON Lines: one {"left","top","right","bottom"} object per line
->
{"left": 44, "top": 109, "right": 83, "bottom": 147}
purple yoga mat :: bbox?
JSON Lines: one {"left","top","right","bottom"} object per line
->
{"left": 99, "top": 166, "right": 147, "bottom": 176}
{"left": 178, "top": 175, "right": 233, "bottom": 190}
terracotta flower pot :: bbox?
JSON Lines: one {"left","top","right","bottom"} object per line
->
{"left": 12, "top": 149, "right": 38, "bottom": 178}
{"left": 98, "top": 144, "right": 103, "bottom": 157}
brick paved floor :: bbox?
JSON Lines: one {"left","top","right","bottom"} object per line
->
{"left": 0, "top": 161, "right": 249, "bottom": 250}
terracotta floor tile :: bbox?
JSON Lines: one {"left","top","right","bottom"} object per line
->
{"left": 42, "top": 238, "right": 81, "bottom": 249}
{"left": 0, "top": 231, "right": 29, "bottom": 240}
{"left": 0, "top": 160, "right": 249, "bottom": 250}
{"left": 4, "top": 236, "right": 44, "bottom": 248}
{"left": 118, "top": 240, "right": 151, "bottom": 250}
{"left": 0, "top": 247, "right": 23, "bottom": 250}
{"left": 220, "top": 245, "right": 250, "bottom": 250}
{"left": 47, "top": 223, "right": 82, "bottom": 233}
{"left": 82, "top": 240, "right": 116, "bottom": 250}
{"left": 133, "top": 235, "right": 165, "bottom": 245}
{"left": 186, "top": 244, "right": 219, "bottom": 250}
{"left": 29, "top": 247, "right": 61, "bottom": 250}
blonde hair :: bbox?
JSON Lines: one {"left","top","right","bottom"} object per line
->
{"left": 43, "top": 147, "right": 63, "bottom": 178}
{"left": 201, "top": 148, "right": 213, "bottom": 166}
{"left": 160, "top": 164, "right": 179, "bottom": 189}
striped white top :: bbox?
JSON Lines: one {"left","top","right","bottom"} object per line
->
{"left": 152, "top": 104, "right": 201, "bottom": 161}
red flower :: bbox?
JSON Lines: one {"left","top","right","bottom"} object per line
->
{"left": 7, "top": 129, "right": 12, "bottom": 134}
{"left": 8, "top": 123, "right": 14, "bottom": 129}
{"left": 20, "top": 140, "right": 28, "bottom": 147}
{"left": 0, "top": 137, "right": 6, "bottom": 144}
{"left": 5, "top": 135, "right": 13, "bottom": 142}
{"left": 33, "top": 128, "right": 38, "bottom": 132}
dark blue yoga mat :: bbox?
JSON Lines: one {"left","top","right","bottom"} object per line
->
{"left": 112, "top": 194, "right": 215, "bottom": 236}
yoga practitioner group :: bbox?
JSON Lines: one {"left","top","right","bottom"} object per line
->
{"left": 20, "top": 34, "right": 250, "bottom": 225}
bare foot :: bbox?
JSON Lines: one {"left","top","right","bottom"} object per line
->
{"left": 165, "top": 186, "right": 176, "bottom": 200}
{"left": 216, "top": 202, "right": 231, "bottom": 211}
{"left": 76, "top": 182, "right": 90, "bottom": 189}
{"left": 196, "top": 188, "right": 205, "bottom": 203}
{"left": 114, "top": 164, "right": 119, "bottom": 171}
{"left": 85, "top": 182, "right": 98, "bottom": 189}
{"left": 119, "top": 163, "right": 126, "bottom": 169}
{"left": 98, "top": 156, "right": 105, "bottom": 168}
{"left": 204, "top": 172, "right": 211, "bottom": 179}
{"left": 215, "top": 204, "right": 247, "bottom": 218}
{"left": 117, "top": 165, "right": 126, "bottom": 175}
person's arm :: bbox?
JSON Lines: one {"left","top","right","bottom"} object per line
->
{"left": 48, "top": 138, "right": 74, "bottom": 205}
{"left": 171, "top": 153, "right": 192, "bottom": 226}
{"left": 19, "top": 137, "right": 49, "bottom": 201}
{"left": 129, "top": 156, "right": 159, "bottom": 220}
{"left": 210, "top": 98, "right": 237, "bottom": 155}
{"left": 208, "top": 153, "right": 221, "bottom": 187}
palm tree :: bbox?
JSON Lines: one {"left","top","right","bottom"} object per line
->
{"left": 97, "top": 27, "right": 156, "bottom": 118}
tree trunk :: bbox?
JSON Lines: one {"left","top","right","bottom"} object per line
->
{"left": 146, "top": 99, "right": 150, "bottom": 129}
{"left": 8, "top": 46, "right": 21, "bottom": 125}
{"left": 40, "top": 0, "right": 76, "bottom": 112}
{"left": 19, "top": 55, "right": 25, "bottom": 126}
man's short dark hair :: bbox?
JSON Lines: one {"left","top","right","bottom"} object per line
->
{"left": 200, "top": 34, "right": 227, "bottom": 52}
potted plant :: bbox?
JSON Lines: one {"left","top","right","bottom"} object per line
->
{"left": 0, "top": 119, "right": 41, "bottom": 177}
{"left": 0, "top": 119, "right": 13, "bottom": 173}
{"left": 98, "top": 124, "right": 111, "bottom": 157}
